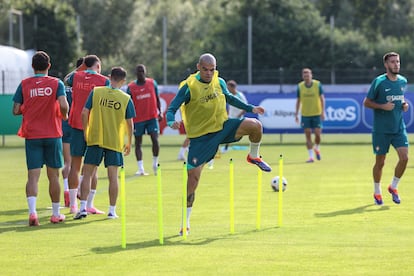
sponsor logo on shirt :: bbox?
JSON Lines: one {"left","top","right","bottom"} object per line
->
{"left": 75, "top": 82, "right": 96, "bottom": 91}
{"left": 386, "top": 95, "right": 404, "bottom": 102}
{"left": 199, "top": 91, "right": 219, "bottom": 103}
{"left": 135, "top": 93, "right": 151, "bottom": 100}
{"left": 99, "top": 98, "right": 121, "bottom": 110}
{"left": 30, "top": 87, "right": 53, "bottom": 97}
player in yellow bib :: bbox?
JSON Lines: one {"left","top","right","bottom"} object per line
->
{"left": 295, "top": 68, "right": 325, "bottom": 162}
{"left": 166, "top": 53, "right": 271, "bottom": 235}
{"left": 74, "top": 67, "right": 135, "bottom": 220}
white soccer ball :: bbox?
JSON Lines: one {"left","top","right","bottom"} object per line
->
{"left": 271, "top": 176, "right": 287, "bottom": 192}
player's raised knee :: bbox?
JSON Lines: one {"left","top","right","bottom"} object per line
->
{"left": 245, "top": 117, "right": 263, "bottom": 131}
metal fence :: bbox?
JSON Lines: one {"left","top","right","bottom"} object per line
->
{"left": 3, "top": 68, "right": 414, "bottom": 94}
{"left": 1, "top": 69, "right": 32, "bottom": 94}
{"left": 159, "top": 67, "right": 414, "bottom": 86}
{"left": 218, "top": 68, "right": 414, "bottom": 86}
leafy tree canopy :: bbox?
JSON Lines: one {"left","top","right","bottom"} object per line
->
{"left": 1, "top": 0, "right": 414, "bottom": 83}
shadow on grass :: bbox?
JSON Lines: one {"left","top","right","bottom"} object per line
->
{"left": 0, "top": 210, "right": 111, "bottom": 234}
{"left": 314, "top": 204, "right": 390, "bottom": 218}
{"left": 0, "top": 208, "right": 27, "bottom": 216}
{"left": 97, "top": 174, "right": 139, "bottom": 181}
{"left": 90, "top": 226, "right": 277, "bottom": 254}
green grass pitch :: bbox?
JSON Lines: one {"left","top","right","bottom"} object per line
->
{"left": 1, "top": 134, "right": 414, "bottom": 275}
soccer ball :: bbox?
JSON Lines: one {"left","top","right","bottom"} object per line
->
{"left": 271, "top": 176, "right": 287, "bottom": 192}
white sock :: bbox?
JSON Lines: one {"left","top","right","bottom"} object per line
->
{"left": 249, "top": 142, "right": 260, "bottom": 158}
{"left": 308, "top": 149, "right": 314, "bottom": 159}
{"left": 374, "top": 182, "right": 381, "bottom": 195}
{"left": 109, "top": 205, "right": 116, "bottom": 215}
{"left": 27, "top": 196, "right": 36, "bottom": 214}
{"left": 138, "top": 160, "right": 145, "bottom": 172}
{"left": 86, "top": 189, "right": 96, "bottom": 209}
{"left": 78, "top": 175, "right": 83, "bottom": 190}
{"left": 391, "top": 176, "right": 400, "bottom": 190}
{"left": 153, "top": 156, "right": 159, "bottom": 168}
{"left": 187, "top": 207, "right": 192, "bottom": 228}
{"left": 181, "top": 207, "right": 192, "bottom": 229}
{"left": 52, "top": 202, "right": 60, "bottom": 217}
{"left": 63, "top": 178, "right": 69, "bottom": 191}
{"left": 314, "top": 144, "right": 320, "bottom": 151}
{"left": 79, "top": 200, "right": 87, "bottom": 212}
{"left": 69, "top": 189, "right": 78, "bottom": 207}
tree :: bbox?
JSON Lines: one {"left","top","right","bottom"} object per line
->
{"left": 204, "top": 0, "right": 334, "bottom": 83}
{"left": 69, "top": 0, "right": 135, "bottom": 59}
{"left": 314, "top": 0, "right": 414, "bottom": 40}
{"left": 123, "top": 0, "right": 232, "bottom": 84}
{"left": 3, "top": 0, "right": 414, "bottom": 84}
{"left": 0, "top": 0, "right": 79, "bottom": 77}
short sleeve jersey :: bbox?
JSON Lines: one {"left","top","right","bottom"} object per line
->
{"left": 366, "top": 73, "right": 407, "bottom": 134}
{"left": 13, "top": 74, "right": 66, "bottom": 139}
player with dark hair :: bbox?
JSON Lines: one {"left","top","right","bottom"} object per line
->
{"left": 363, "top": 51, "right": 409, "bottom": 205}
{"left": 74, "top": 67, "right": 135, "bottom": 219}
{"left": 12, "top": 50, "right": 69, "bottom": 225}
{"left": 127, "top": 64, "right": 162, "bottom": 176}
{"left": 65, "top": 54, "right": 110, "bottom": 215}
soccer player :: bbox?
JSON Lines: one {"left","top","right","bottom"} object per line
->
{"left": 61, "top": 57, "right": 85, "bottom": 207}
{"left": 222, "top": 79, "right": 248, "bottom": 153}
{"left": 363, "top": 51, "right": 409, "bottom": 205}
{"left": 295, "top": 68, "right": 325, "bottom": 162}
{"left": 66, "top": 55, "right": 110, "bottom": 214}
{"left": 12, "top": 51, "right": 69, "bottom": 226}
{"left": 127, "top": 64, "right": 162, "bottom": 176}
{"left": 74, "top": 67, "right": 135, "bottom": 219}
{"left": 166, "top": 53, "right": 271, "bottom": 235}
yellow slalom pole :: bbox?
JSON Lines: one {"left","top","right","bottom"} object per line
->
{"left": 157, "top": 164, "right": 164, "bottom": 245}
{"left": 120, "top": 166, "right": 126, "bottom": 249}
{"left": 256, "top": 167, "right": 262, "bottom": 230}
{"left": 229, "top": 159, "right": 234, "bottom": 234}
{"left": 182, "top": 162, "right": 187, "bottom": 240}
{"left": 278, "top": 155, "right": 283, "bottom": 227}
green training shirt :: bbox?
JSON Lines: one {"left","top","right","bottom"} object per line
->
{"left": 366, "top": 73, "right": 407, "bottom": 134}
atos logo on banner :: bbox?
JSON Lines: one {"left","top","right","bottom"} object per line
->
{"left": 323, "top": 98, "right": 360, "bottom": 129}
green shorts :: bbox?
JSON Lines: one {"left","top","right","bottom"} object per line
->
{"left": 187, "top": 118, "right": 243, "bottom": 169}
{"left": 70, "top": 128, "right": 87, "bottom": 157}
{"left": 134, "top": 118, "right": 159, "bottom": 136}
{"left": 301, "top": 115, "right": 322, "bottom": 129}
{"left": 25, "top": 138, "right": 63, "bottom": 170}
{"left": 62, "top": 121, "right": 72, "bottom": 144}
{"left": 84, "top": 145, "right": 123, "bottom": 167}
{"left": 372, "top": 131, "right": 409, "bottom": 155}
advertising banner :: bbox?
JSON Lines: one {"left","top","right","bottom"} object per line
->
{"left": 246, "top": 92, "right": 414, "bottom": 133}
{"left": 158, "top": 91, "right": 414, "bottom": 134}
